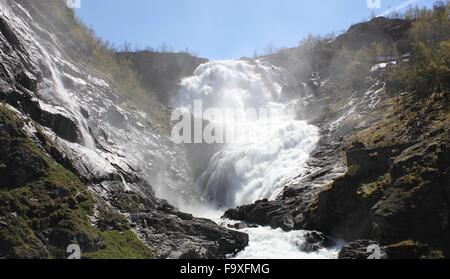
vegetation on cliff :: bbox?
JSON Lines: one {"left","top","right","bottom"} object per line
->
{"left": 0, "top": 104, "right": 154, "bottom": 259}
{"left": 307, "top": 2, "right": 450, "bottom": 259}
{"left": 387, "top": 2, "right": 450, "bottom": 96}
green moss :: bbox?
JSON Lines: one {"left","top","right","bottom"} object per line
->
{"left": 0, "top": 216, "right": 48, "bottom": 259}
{"left": 357, "top": 174, "right": 389, "bottom": 199}
{"left": 96, "top": 202, "right": 131, "bottom": 232}
{"left": 0, "top": 104, "right": 150, "bottom": 258}
{"left": 85, "top": 230, "right": 154, "bottom": 259}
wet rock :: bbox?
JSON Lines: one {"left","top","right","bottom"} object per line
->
{"left": 105, "top": 106, "right": 128, "bottom": 130}
{"left": 15, "top": 70, "right": 37, "bottom": 92}
{"left": 227, "top": 222, "right": 248, "bottom": 230}
{"left": 131, "top": 211, "right": 249, "bottom": 259}
{"left": 38, "top": 108, "right": 81, "bottom": 143}
{"left": 0, "top": 16, "right": 25, "bottom": 52}
{"left": 301, "top": 231, "right": 335, "bottom": 252}
{"left": 270, "top": 214, "right": 294, "bottom": 231}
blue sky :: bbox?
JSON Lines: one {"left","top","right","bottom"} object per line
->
{"left": 75, "top": 0, "right": 436, "bottom": 60}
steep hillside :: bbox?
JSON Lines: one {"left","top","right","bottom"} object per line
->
{"left": 225, "top": 5, "right": 450, "bottom": 259}
{"left": 116, "top": 51, "right": 207, "bottom": 104}
{"left": 0, "top": 0, "right": 247, "bottom": 259}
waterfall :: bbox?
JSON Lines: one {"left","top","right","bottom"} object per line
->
{"left": 1, "top": 1, "right": 95, "bottom": 149}
{"left": 176, "top": 60, "right": 341, "bottom": 259}
{"left": 177, "top": 60, "right": 320, "bottom": 209}
{"left": 34, "top": 40, "right": 96, "bottom": 149}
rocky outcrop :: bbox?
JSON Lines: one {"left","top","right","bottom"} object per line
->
{"left": 333, "top": 17, "right": 412, "bottom": 52}
{"left": 346, "top": 141, "right": 418, "bottom": 177}
{"left": 96, "top": 186, "right": 248, "bottom": 259}
{"left": 308, "top": 129, "right": 450, "bottom": 258}
{"left": 132, "top": 211, "right": 248, "bottom": 259}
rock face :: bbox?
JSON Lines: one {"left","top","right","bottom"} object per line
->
{"left": 0, "top": 0, "right": 247, "bottom": 259}
{"left": 308, "top": 127, "right": 450, "bottom": 258}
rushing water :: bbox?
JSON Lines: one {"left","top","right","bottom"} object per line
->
{"left": 36, "top": 42, "right": 96, "bottom": 149}
{"left": 177, "top": 60, "right": 320, "bottom": 209}
{"left": 1, "top": 1, "right": 95, "bottom": 149}
{"left": 176, "top": 60, "right": 337, "bottom": 259}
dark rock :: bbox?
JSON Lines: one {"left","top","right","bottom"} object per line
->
{"left": 270, "top": 214, "right": 294, "bottom": 231}
{"left": 38, "top": 108, "right": 81, "bottom": 143}
{"left": 384, "top": 240, "right": 444, "bottom": 259}
{"left": 0, "top": 16, "right": 25, "bottom": 52}
{"left": 227, "top": 222, "right": 248, "bottom": 230}
{"left": 350, "top": 141, "right": 365, "bottom": 150}
{"left": 131, "top": 211, "right": 249, "bottom": 259}
{"left": 346, "top": 142, "right": 418, "bottom": 177}
{"left": 301, "top": 231, "right": 335, "bottom": 252}
{"left": 15, "top": 70, "right": 37, "bottom": 92}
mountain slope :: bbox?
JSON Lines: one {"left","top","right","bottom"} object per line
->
{"left": 116, "top": 51, "right": 207, "bottom": 104}
{"left": 225, "top": 6, "right": 450, "bottom": 259}
{"left": 0, "top": 0, "right": 247, "bottom": 259}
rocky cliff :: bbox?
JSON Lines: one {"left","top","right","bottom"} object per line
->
{"left": 225, "top": 12, "right": 450, "bottom": 259}
{"left": 0, "top": 0, "right": 247, "bottom": 259}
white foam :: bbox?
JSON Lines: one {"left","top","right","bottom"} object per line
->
{"left": 234, "top": 226, "right": 339, "bottom": 259}
{"left": 177, "top": 60, "right": 319, "bottom": 208}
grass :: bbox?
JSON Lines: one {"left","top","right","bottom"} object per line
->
{"left": 85, "top": 230, "right": 154, "bottom": 259}
{"left": 0, "top": 103, "right": 152, "bottom": 258}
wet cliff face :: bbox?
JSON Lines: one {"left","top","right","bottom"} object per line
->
{"left": 0, "top": 0, "right": 248, "bottom": 259}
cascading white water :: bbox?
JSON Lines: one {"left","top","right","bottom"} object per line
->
{"left": 0, "top": 2, "right": 95, "bottom": 149}
{"left": 177, "top": 60, "right": 339, "bottom": 259}
{"left": 33, "top": 37, "right": 96, "bottom": 149}
{"left": 177, "top": 60, "right": 320, "bottom": 209}
{"left": 38, "top": 45, "right": 96, "bottom": 149}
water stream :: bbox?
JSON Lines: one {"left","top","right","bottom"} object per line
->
{"left": 176, "top": 60, "right": 338, "bottom": 259}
